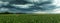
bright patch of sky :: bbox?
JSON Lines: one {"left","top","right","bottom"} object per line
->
{"left": 52, "top": 0, "right": 60, "bottom": 6}
{"left": 0, "top": 8, "right": 9, "bottom": 12}
{"left": 0, "top": 1, "right": 9, "bottom": 6}
{"left": 12, "top": 4, "right": 34, "bottom": 9}
{"left": 32, "top": 11, "right": 48, "bottom": 14}
{"left": 52, "top": 8, "right": 60, "bottom": 13}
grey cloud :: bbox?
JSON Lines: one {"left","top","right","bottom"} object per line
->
{"left": 0, "top": 0, "right": 57, "bottom": 13}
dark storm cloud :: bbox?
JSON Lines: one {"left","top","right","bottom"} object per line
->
{"left": 0, "top": 0, "right": 57, "bottom": 13}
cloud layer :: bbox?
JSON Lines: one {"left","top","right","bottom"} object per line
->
{"left": 0, "top": 0, "right": 60, "bottom": 13}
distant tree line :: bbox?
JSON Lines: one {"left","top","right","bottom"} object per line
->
{"left": 0, "top": 12, "right": 27, "bottom": 14}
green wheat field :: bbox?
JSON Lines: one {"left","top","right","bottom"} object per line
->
{"left": 0, "top": 14, "right": 60, "bottom": 23}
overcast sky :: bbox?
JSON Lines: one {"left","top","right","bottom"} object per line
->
{"left": 0, "top": 0, "right": 60, "bottom": 14}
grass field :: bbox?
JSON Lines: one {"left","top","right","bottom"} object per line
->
{"left": 0, "top": 14, "right": 60, "bottom": 23}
